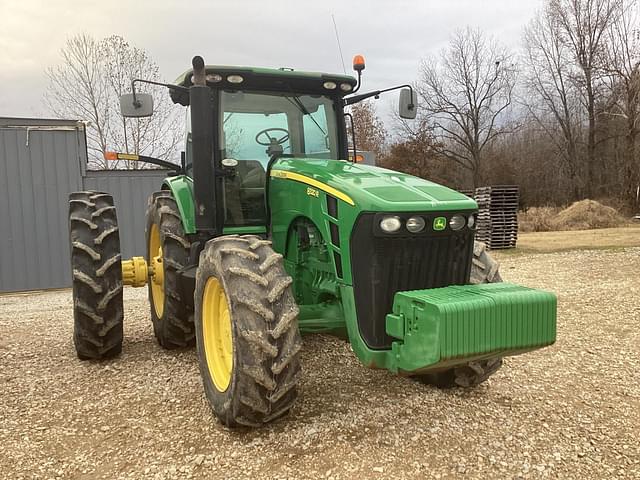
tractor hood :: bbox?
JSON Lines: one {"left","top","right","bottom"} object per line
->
{"left": 270, "top": 158, "right": 476, "bottom": 213}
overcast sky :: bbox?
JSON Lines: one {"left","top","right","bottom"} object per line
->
{"left": 1, "top": 0, "right": 543, "bottom": 120}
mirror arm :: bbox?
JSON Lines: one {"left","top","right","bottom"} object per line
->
{"left": 344, "top": 83, "right": 415, "bottom": 110}
{"left": 130, "top": 79, "right": 189, "bottom": 108}
{"left": 132, "top": 154, "right": 184, "bottom": 173}
{"left": 343, "top": 89, "right": 380, "bottom": 106}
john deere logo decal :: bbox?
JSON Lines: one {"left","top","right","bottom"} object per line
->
{"left": 433, "top": 217, "right": 447, "bottom": 231}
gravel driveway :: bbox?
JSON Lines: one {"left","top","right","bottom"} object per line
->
{"left": 1, "top": 247, "right": 638, "bottom": 479}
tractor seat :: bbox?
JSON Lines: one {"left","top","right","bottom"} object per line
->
{"left": 237, "top": 160, "right": 266, "bottom": 199}
{"left": 225, "top": 160, "right": 267, "bottom": 225}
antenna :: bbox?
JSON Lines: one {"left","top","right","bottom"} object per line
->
{"left": 331, "top": 14, "right": 347, "bottom": 74}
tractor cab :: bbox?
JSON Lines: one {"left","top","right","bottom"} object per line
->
{"left": 172, "top": 64, "right": 360, "bottom": 231}
{"left": 181, "top": 82, "right": 348, "bottom": 226}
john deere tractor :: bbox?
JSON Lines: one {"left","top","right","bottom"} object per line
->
{"left": 68, "top": 55, "right": 556, "bottom": 428}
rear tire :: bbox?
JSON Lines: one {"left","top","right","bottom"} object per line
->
{"left": 145, "top": 192, "right": 194, "bottom": 349}
{"left": 194, "top": 235, "right": 302, "bottom": 428}
{"left": 68, "top": 191, "right": 123, "bottom": 360}
{"left": 415, "top": 241, "right": 503, "bottom": 387}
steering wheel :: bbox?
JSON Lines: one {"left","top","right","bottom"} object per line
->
{"left": 255, "top": 128, "right": 289, "bottom": 146}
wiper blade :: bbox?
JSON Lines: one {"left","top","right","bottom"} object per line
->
{"left": 285, "top": 96, "right": 327, "bottom": 137}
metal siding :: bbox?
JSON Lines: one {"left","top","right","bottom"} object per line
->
{"left": 0, "top": 130, "right": 15, "bottom": 290}
{"left": 0, "top": 118, "right": 171, "bottom": 292}
{"left": 4, "top": 129, "right": 29, "bottom": 290}
{"left": 0, "top": 125, "right": 84, "bottom": 292}
{"left": 29, "top": 130, "right": 47, "bottom": 288}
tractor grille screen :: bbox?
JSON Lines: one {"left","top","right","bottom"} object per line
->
{"left": 350, "top": 213, "right": 474, "bottom": 349}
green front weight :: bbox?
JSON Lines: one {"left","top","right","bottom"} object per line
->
{"left": 385, "top": 283, "right": 557, "bottom": 374}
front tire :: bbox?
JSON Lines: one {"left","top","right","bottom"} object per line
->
{"left": 68, "top": 191, "right": 123, "bottom": 360}
{"left": 194, "top": 235, "right": 302, "bottom": 428}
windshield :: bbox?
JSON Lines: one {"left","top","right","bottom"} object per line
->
{"left": 220, "top": 91, "right": 339, "bottom": 166}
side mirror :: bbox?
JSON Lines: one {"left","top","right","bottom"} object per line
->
{"left": 119, "top": 93, "right": 154, "bottom": 118}
{"left": 399, "top": 88, "right": 418, "bottom": 119}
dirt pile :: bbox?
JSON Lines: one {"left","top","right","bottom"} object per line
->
{"left": 519, "top": 199, "right": 628, "bottom": 232}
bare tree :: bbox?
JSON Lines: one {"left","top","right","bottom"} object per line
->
{"left": 45, "top": 34, "right": 110, "bottom": 167}
{"left": 601, "top": 0, "right": 640, "bottom": 204}
{"left": 523, "top": 5, "right": 585, "bottom": 197}
{"left": 382, "top": 120, "right": 466, "bottom": 187}
{"left": 347, "top": 100, "right": 387, "bottom": 159}
{"left": 46, "top": 34, "right": 181, "bottom": 169}
{"left": 550, "top": 0, "right": 622, "bottom": 195}
{"left": 411, "top": 27, "right": 517, "bottom": 187}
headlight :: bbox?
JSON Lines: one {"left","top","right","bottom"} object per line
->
{"left": 323, "top": 81, "right": 337, "bottom": 90}
{"left": 467, "top": 214, "right": 476, "bottom": 229}
{"left": 450, "top": 214, "right": 465, "bottom": 231}
{"left": 227, "top": 75, "right": 244, "bottom": 84}
{"left": 340, "top": 82, "right": 353, "bottom": 92}
{"left": 406, "top": 216, "right": 425, "bottom": 233}
{"left": 380, "top": 216, "right": 402, "bottom": 233}
{"left": 206, "top": 73, "right": 222, "bottom": 83}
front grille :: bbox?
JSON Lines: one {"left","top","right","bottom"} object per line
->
{"left": 350, "top": 213, "right": 474, "bottom": 349}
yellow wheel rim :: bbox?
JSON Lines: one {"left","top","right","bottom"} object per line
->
{"left": 149, "top": 224, "right": 165, "bottom": 318}
{"left": 202, "top": 277, "right": 233, "bottom": 392}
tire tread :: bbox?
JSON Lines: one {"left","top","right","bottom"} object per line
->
{"left": 146, "top": 192, "right": 195, "bottom": 349}
{"left": 195, "top": 235, "right": 302, "bottom": 428}
{"left": 68, "top": 191, "right": 123, "bottom": 360}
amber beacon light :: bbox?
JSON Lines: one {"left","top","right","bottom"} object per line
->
{"left": 352, "top": 54, "right": 366, "bottom": 72}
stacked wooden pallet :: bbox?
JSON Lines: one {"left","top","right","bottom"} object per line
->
{"left": 458, "top": 189, "right": 475, "bottom": 198}
{"left": 473, "top": 185, "right": 519, "bottom": 249}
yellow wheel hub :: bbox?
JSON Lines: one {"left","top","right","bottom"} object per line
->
{"left": 202, "top": 277, "right": 233, "bottom": 392}
{"left": 121, "top": 256, "right": 149, "bottom": 287}
{"left": 149, "top": 224, "right": 165, "bottom": 318}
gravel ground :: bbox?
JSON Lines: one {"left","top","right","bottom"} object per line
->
{"left": 1, "top": 246, "right": 639, "bottom": 479}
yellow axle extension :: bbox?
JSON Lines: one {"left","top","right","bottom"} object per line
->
{"left": 121, "top": 254, "right": 163, "bottom": 288}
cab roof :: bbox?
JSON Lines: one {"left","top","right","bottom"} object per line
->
{"left": 170, "top": 65, "right": 357, "bottom": 106}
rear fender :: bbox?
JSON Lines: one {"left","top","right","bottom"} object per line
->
{"left": 162, "top": 175, "right": 196, "bottom": 234}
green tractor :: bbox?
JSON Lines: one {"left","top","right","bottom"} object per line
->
{"left": 68, "top": 55, "right": 556, "bottom": 428}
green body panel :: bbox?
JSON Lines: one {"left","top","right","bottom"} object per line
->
{"left": 269, "top": 158, "right": 477, "bottom": 286}
{"left": 384, "top": 283, "right": 557, "bottom": 374}
{"left": 281, "top": 216, "right": 347, "bottom": 337}
{"left": 271, "top": 158, "right": 477, "bottom": 213}
{"left": 339, "top": 285, "right": 394, "bottom": 369}
{"left": 164, "top": 157, "right": 476, "bottom": 283}
{"left": 163, "top": 175, "right": 196, "bottom": 234}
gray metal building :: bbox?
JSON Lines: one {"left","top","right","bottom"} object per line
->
{"left": 0, "top": 117, "right": 170, "bottom": 292}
